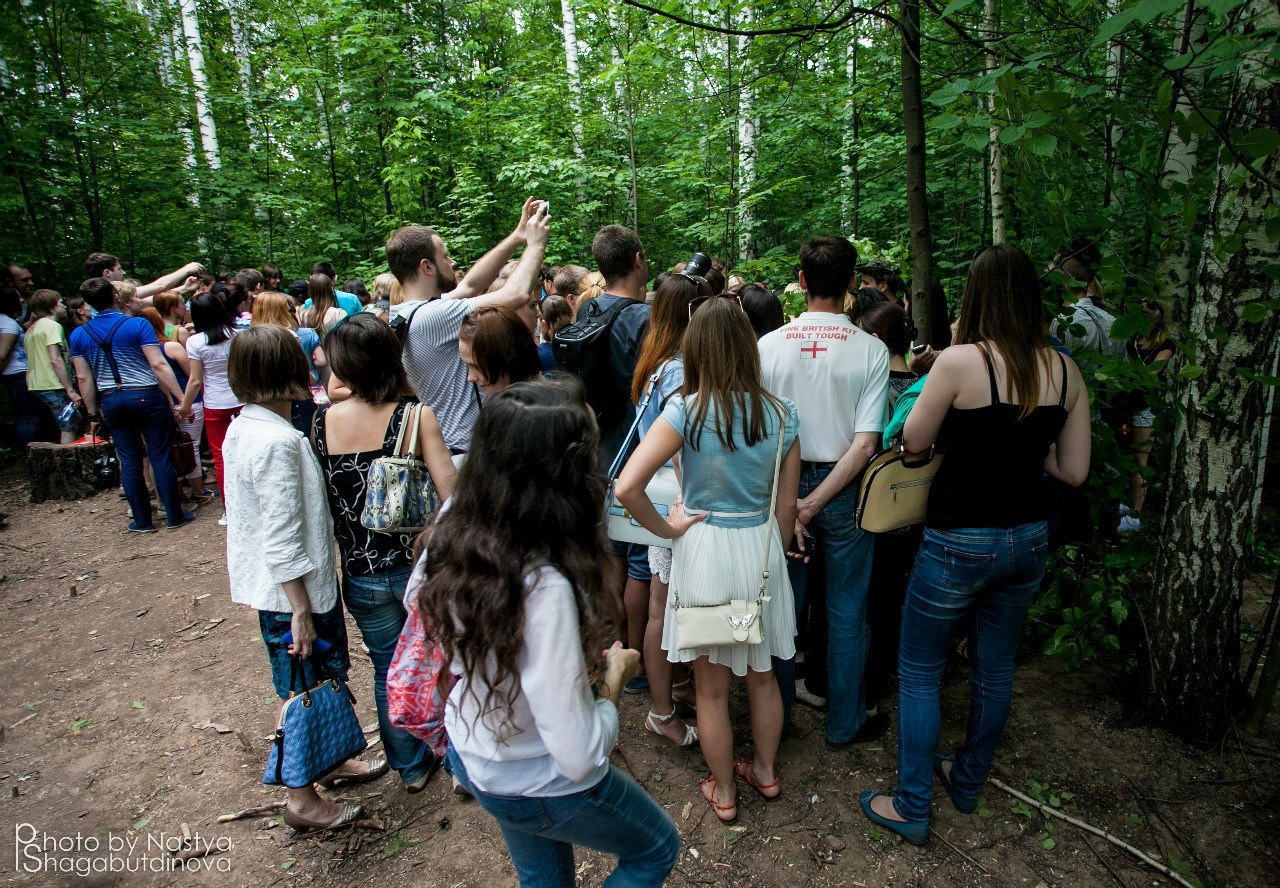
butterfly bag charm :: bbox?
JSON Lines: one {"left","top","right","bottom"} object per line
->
{"left": 264, "top": 657, "right": 368, "bottom": 788}
{"left": 361, "top": 403, "right": 440, "bottom": 534}
{"left": 671, "top": 412, "right": 785, "bottom": 651}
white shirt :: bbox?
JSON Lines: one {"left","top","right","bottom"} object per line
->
{"left": 222, "top": 405, "right": 338, "bottom": 614}
{"left": 0, "top": 314, "right": 27, "bottom": 375}
{"left": 759, "top": 311, "right": 890, "bottom": 462}
{"left": 444, "top": 566, "right": 619, "bottom": 797}
{"left": 186, "top": 330, "right": 243, "bottom": 410}
{"left": 1053, "top": 297, "right": 1125, "bottom": 358}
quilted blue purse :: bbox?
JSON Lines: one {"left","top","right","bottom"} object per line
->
{"left": 264, "top": 656, "right": 368, "bottom": 788}
{"left": 361, "top": 403, "right": 441, "bottom": 533}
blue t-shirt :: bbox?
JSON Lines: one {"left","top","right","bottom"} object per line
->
{"left": 302, "top": 291, "right": 361, "bottom": 317}
{"left": 537, "top": 340, "right": 557, "bottom": 374}
{"left": 296, "top": 327, "right": 321, "bottom": 380}
{"left": 69, "top": 310, "right": 160, "bottom": 391}
{"left": 660, "top": 393, "right": 800, "bottom": 529}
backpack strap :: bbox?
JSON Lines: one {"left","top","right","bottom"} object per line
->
{"left": 391, "top": 302, "right": 428, "bottom": 346}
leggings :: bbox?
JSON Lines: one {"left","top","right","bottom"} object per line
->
{"left": 203, "top": 406, "right": 241, "bottom": 496}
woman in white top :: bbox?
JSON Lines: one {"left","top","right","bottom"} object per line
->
{"left": 178, "top": 294, "right": 244, "bottom": 515}
{"left": 0, "top": 286, "right": 38, "bottom": 446}
{"left": 419, "top": 380, "right": 680, "bottom": 887}
{"left": 222, "top": 325, "right": 386, "bottom": 831}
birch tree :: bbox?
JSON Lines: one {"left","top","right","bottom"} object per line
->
{"left": 984, "top": 0, "right": 1006, "bottom": 244}
{"left": 175, "top": 0, "right": 220, "bottom": 170}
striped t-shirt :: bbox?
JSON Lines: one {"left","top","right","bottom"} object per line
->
{"left": 69, "top": 310, "right": 159, "bottom": 391}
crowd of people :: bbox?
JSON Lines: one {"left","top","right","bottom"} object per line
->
{"left": 1, "top": 202, "right": 1174, "bottom": 883}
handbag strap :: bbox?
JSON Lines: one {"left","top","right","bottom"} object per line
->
{"left": 606, "top": 364, "right": 667, "bottom": 480}
{"left": 756, "top": 406, "right": 788, "bottom": 600}
{"left": 393, "top": 402, "right": 421, "bottom": 459}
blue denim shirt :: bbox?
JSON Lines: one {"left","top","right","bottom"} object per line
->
{"left": 638, "top": 357, "right": 684, "bottom": 468}
{"left": 661, "top": 393, "right": 800, "bottom": 528}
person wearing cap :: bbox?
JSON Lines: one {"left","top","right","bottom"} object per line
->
{"left": 857, "top": 258, "right": 905, "bottom": 303}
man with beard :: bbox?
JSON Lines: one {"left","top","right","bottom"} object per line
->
{"left": 386, "top": 198, "right": 550, "bottom": 453}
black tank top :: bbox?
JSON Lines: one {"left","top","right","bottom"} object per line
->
{"left": 927, "top": 347, "right": 1069, "bottom": 529}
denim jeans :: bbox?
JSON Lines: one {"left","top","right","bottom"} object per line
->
{"left": 774, "top": 463, "right": 875, "bottom": 742}
{"left": 3, "top": 373, "right": 42, "bottom": 446}
{"left": 894, "top": 522, "right": 1049, "bottom": 822}
{"left": 342, "top": 567, "right": 434, "bottom": 787}
{"left": 100, "top": 388, "right": 184, "bottom": 528}
{"left": 447, "top": 746, "right": 679, "bottom": 888}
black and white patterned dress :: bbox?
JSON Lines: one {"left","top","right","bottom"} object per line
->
{"left": 314, "top": 400, "right": 418, "bottom": 578}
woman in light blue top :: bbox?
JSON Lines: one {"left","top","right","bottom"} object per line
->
{"left": 617, "top": 299, "right": 801, "bottom": 824}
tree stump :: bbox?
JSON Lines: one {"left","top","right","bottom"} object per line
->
{"left": 26, "top": 441, "right": 119, "bottom": 503}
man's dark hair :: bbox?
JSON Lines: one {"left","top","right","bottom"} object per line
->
{"left": 385, "top": 226, "right": 441, "bottom": 285}
{"left": 80, "top": 277, "right": 118, "bottom": 311}
{"left": 85, "top": 252, "right": 120, "bottom": 278}
{"left": 234, "top": 268, "right": 265, "bottom": 292}
{"left": 592, "top": 225, "right": 644, "bottom": 282}
{"left": 800, "top": 236, "right": 858, "bottom": 299}
{"left": 261, "top": 263, "right": 282, "bottom": 282}
{"left": 311, "top": 261, "right": 337, "bottom": 280}
{"left": 553, "top": 264, "right": 588, "bottom": 298}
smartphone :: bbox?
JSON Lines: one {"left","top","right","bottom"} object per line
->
{"left": 538, "top": 200, "right": 550, "bottom": 218}
{"left": 787, "top": 531, "right": 818, "bottom": 559}
{"left": 911, "top": 343, "right": 929, "bottom": 355}
{"left": 311, "top": 385, "right": 331, "bottom": 407}
{"left": 280, "top": 630, "right": 332, "bottom": 655}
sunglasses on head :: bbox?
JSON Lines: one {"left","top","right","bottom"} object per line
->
{"left": 688, "top": 292, "right": 742, "bottom": 320}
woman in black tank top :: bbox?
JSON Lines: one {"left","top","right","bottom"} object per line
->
{"left": 860, "top": 245, "right": 1091, "bottom": 844}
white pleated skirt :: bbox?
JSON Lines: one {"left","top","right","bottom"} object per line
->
{"left": 662, "top": 519, "right": 797, "bottom": 676}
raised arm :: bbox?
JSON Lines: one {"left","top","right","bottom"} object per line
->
{"left": 448, "top": 197, "right": 541, "bottom": 300}
{"left": 138, "top": 261, "right": 205, "bottom": 300}
{"left": 472, "top": 203, "right": 550, "bottom": 312}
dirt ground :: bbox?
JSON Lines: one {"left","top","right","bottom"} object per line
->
{"left": 1, "top": 466, "right": 1278, "bottom": 888}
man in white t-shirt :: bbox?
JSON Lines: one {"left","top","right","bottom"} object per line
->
{"left": 388, "top": 198, "right": 550, "bottom": 453}
{"left": 759, "top": 236, "right": 890, "bottom": 748}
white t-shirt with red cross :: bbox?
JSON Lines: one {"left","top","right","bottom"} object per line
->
{"left": 759, "top": 311, "right": 889, "bottom": 462}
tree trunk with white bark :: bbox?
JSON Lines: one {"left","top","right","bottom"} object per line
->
{"left": 984, "top": 0, "right": 1006, "bottom": 244}
{"left": 176, "top": 0, "right": 220, "bottom": 170}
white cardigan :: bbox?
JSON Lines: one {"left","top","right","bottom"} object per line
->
{"left": 222, "top": 404, "right": 338, "bottom": 614}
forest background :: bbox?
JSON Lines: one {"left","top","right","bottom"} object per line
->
{"left": 1, "top": 0, "right": 1278, "bottom": 746}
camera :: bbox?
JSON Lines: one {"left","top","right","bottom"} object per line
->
{"left": 684, "top": 252, "right": 711, "bottom": 278}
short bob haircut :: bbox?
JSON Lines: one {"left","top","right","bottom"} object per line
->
{"left": 323, "top": 313, "right": 412, "bottom": 403}
{"left": 228, "top": 324, "right": 311, "bottom": 405}
{"left": 27, "top": 289, "right": 63, "bottom": 316}
{"left": 459, "top": 306, "right": 540, "bottom": 388}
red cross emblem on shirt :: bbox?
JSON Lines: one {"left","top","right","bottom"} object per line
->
{"left": 801, "top": 341, "right": 827, "bottom": 358}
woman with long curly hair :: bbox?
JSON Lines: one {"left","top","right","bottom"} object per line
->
{"left": 419, "top": 380, "right": 680, "bottom": 887}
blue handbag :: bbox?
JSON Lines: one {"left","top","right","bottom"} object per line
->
{"left": 263, "top": 656, "right": 368, "bottom": 788}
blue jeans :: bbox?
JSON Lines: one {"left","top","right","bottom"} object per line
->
{"left": 100, "top": 388, "right": 184, "bottom": 528}
{"left": 448, "top": 747, "right": 679, "bottom": 888}
{"left": 774, "top": 463, "right": 874, "bottom": 742}
{"left": 894, "top": 522, "right": 1049, "bottom": 821}
{"left": 3, "top": 373, "right": 42, "bottom": 446}
{"left": 343, "top": 567, "right": 434, "bottom": 787}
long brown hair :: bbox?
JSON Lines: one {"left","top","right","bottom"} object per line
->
{"left": 955, "top": 244, "right": 1050, "bottom": 418}
{"left": 300, "top": 274, "right": 336, "bottom": 330}
{"left": 417, "top": 380, "right": 614, "bottom": 737}
{"left": 631, "top": 274, "right": 710, "bottom": 404}
{"left": 682, "top": 299, "right": 783, "bottom": 450}
{"left": 139, "top": 307, "right": 170, "bottom": 342}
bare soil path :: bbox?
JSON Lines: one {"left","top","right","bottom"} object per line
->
{"left": 1, "top": 467, "right": 1276, "bottom": 887}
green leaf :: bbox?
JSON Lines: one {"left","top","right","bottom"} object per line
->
{"left": 1027, "top": 132, "right": 1059, "bottom": 157}
{"left": 941, "top": 0, "right": 979, "bottom": 15}
{"left": 1238, "top": 128, "right": 1280, "bottom": 159}
{"left": 999, "top": 125, "right": 1026, "bottom": 144}
{"left": 934, "top": 113, "right": 964, "bottom": 131}
{"left": 961, "top": 130, "right": 989, "bottom": 152}
{"left": 1177, "top": 364, "right": 1206, "bottom": 381}
{"left": 280, "top": 860, "right": 296, "bottom": 871}
{"left": 1171, "top": 858, "right": 1191, "bottom": 875}
{"left": 131, "top": 700, "right": 147, "bottom": 709}
{"left": 1041, "top": 836, "right": 1056, "bottom": 850}
{"left": 132, "top": 818, "right": 150, "bottom": 831}
{"left": 1036, "top": 90, "right": 1073, "bottom": 112}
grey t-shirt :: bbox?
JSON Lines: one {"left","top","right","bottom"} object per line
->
{"left": 401, "top": 297, "right": 479, "bottom": 452}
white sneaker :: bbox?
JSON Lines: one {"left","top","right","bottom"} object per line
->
{"left": 795, "top": 687, "right": 828, "bottom": 709}
{"left": 1118, "top": 515, "right": 1142, "bottom": 533}
{"left": 218, "top": 513, "right": 228, "bottom": 527}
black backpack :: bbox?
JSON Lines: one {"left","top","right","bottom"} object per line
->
{"left": 553, "top": 297, "right": 641, "bottom": 425}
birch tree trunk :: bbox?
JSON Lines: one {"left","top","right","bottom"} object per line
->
{"left": 176, "top": 0, "right": 221, "bottom": 170}
{"left": 1155, "top": 3, "right": 1206, "bottom": 299}
{"left": 560, "top": 0, "right": 587, "bottom": 167}
{"left": 984, "top": 0, "right": 1006, "bottom": 244}
{"left": 900, "top": 0, "right": 935, "bottom": 345}
{"left": 736, "top": 32, "right": 756, "bottom": 261}
{"left": 840, "top": 28, "right": 859, "bottom": 233}
{"left": 225, "top": 0, "right": 260, "bottom": 151}
{"left": 1142, "top": 0, "right": 1280, "bottom": 743}
{"left": 1104, "top": 0, "right": 1126, "bottom": 206}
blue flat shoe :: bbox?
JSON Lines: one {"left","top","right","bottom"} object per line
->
{"left": 126, "top": 521, "right": 157, "bottom": 534}
{"left": 934, "top": 755, "right": 977, "bottom": 814}
{"left": 624, "top": 675, "right": 649, "bottom": 694}
{"left": 859, "top": 791, "right": 929, "bottom": 845}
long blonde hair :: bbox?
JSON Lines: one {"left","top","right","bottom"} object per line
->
{"left": 252, "top": 291, "right": 299, "bottom": 330}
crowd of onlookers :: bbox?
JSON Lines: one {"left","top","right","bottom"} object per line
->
{"left": 0, "top": 208, "right": 1169, "bottom": 882}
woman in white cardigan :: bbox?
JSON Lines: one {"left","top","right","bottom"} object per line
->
{"left": 222, "top": 325, "right": 386, "bottom": 831}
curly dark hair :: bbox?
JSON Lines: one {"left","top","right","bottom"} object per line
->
{"left": 416, "top": 379, "right": 614, "bottom": 738}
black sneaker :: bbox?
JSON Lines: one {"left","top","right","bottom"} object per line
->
{"left": 825, "top": 712, "right": 890, "bottom": 750}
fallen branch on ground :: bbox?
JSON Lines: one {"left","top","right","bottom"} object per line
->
{"left": 217, "top": 803, "right": 284, "bottom": 823}
{"left": 988, "top": 777, "right": 1195, "bottom": 888}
